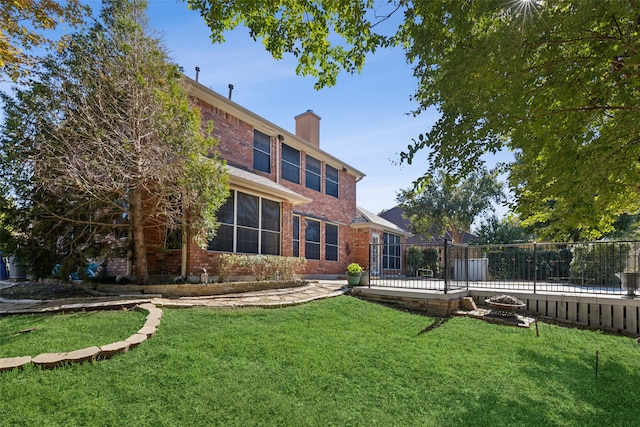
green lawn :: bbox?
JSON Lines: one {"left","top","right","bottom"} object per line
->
{"left": 1, "top": 297, "right": 639, "bottom": 426}
{"left": 0, "top": 309, "right": 147, "bottom": 358}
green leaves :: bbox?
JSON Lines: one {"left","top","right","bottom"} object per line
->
{"left": 397, "top": 0, "right": 640, "bottom": 239}
{"left": 0, "top": 0, "right": 228, "bottom": 281}
{"left": 186, "top": 0, "right": 393, "bottom": 89}
{"left": 397, "top": 168, "right": 504, "bottom": 243}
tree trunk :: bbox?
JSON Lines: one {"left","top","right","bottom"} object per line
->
{"left": 131, "top": 188, "right": 149, "bottom": 284}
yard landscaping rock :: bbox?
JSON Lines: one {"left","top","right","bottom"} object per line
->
{"left": 99, "top": 341, "right": 131, "bottom": 359}
{"left": 144, "top": 317, "right": 161, "bottom": 328}
{"left": 137, "top": 325, "right": 156, "bottom": 338}
{"left": 125, "top": 334, "right": 148, "bottom": 349}
{"left": 0, "top": 356, "right": 32, "bottom": 372}
{"left": 461, "top": 297, "right": 477, "bottom": 311}
{"left": 32, "top": 352, "right": 69, "bottom": 369}
{"left": 67, "top": 346, "right": 101, "bottom": 364}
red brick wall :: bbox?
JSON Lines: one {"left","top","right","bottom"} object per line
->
{"left": 197, "top": 99, "right": 275, "bottom": 179}
{"left": 105, "top": 258, "right": 128, "bottom": 277}
{"left": 144, "top": 96, "right": 362, "bottom": 278}
{"left": 287, "top": 164, "right": 357, "bottom": 275}
{"left": 351, "top": 228, "right": 372, "bottom": 270}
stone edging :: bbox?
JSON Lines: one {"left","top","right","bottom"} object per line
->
{"left": 0, "top": 303, "right": 162, "bottom": 372}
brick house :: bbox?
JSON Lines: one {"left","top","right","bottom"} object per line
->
{"left": 144, "top": 78, "right": 410, "bottom": 280}
{"left": 350, "top": 207, "right": 413, "bottom": 276}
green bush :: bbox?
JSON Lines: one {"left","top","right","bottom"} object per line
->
{"left": 569, "top": 243, "right": 630, "bottom": 287}
{"left": 217, "top": 254, "right": 306, "bottom": 282}
{"left": 405, "top": 246, "right": 439, "bottom": 277}
{"left": 486, "top": 247, "right": 571, "bottom": 281}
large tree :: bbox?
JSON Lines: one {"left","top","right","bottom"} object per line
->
{"left": 0, "top": 0, "right": 228, "bottom": 283}
{"left": 0, "top": 0, "right": 89, "bottom": 82}
{"left": 396, "top": 168, "right": 503, "bottom": 243}
{"left": 189, "top": 0, "right": 640, "bottom": 240}
{"left": 397, "top": 0, "right": 640, "bottom": 240}
{"left": 472, "top": 214, "right": 533, "bottom": 246}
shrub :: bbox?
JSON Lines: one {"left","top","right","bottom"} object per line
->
{"left": 217, "top": 254, "right": 306, "bottom": 282}
{"left": 405, "top": 246, "right": 439, "bottom": 277}
{"left": 569, "top": 243, "right": 630, "bottom": 287}
{"left": 485, "top": 246, "right": 572, "bottom": 281}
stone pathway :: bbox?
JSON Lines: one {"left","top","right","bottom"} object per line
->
{"left": 0, "top": 280, "right": 348, "bottom": 315}
{"left": 153, "top": 281, "right": 348, "bottom": 309}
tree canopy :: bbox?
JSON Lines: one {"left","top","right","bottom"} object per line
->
{"left": 0, "top": 0, "right": 89, "bottom": 82}
{"left": 472, "top": 214, "right": 533, "bottom": 246}
{"left": 398, "top": 0, "right": 640, "bottom": 240}
{"left": 0, "top": 0, "right": 228, "bottom": 282}
{"left": 186, "top": 0, "right": 396, "bottom": 89}
{"left": 397, "top": 168, "right": 504, "bottom": 243}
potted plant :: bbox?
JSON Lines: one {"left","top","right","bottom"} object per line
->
{"left": 617, "top": 247, "right": 640, "bottom": 298}
{"left": 346, "top": 262, "right": 363, "bottom": 287}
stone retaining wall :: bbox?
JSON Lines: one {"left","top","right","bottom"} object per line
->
{"left": 352, "top": 286, "right": 640, "bottom": 337}
{"left": 91, "top": 280, "right": 302, "bottom": 297}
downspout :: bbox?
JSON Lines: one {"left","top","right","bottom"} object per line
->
{"left": 181, "top": 196, "right": 188, "bottom": 278}
{"left": 275, "top": 135, "right": 282, "bottom": 183}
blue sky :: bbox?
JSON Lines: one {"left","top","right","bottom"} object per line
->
{"left": 9, "top": 0, "right": 511, "bottom": 220}
{"left": 142, "top": 1, "right": 454, "bottom": 215}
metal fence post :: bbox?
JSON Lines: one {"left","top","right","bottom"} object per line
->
{"left": 368, "top": 243, "right": 372, "bottom": 288}
{"left": 444, "top": 239, "right": 449, "bottom": 294}
{"left": 465, "top": 245, "right": 470, "bottom": 290}
{"left": 533, "top": 242, "right": 537, "bottom": 294}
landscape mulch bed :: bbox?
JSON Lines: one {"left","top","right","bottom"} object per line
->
{"left": 0, "top": 282, "right": 95, "bottom": 300}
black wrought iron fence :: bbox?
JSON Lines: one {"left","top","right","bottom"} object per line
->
{"left": 368, "top": 240, "right": 640, "bottom": 295}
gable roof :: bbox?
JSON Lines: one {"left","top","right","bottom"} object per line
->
{"left": 351, "top": 206, "right": 412, "bottom": 237}
{"left": 379, "top": 205, "right": 478, "bottom": 244}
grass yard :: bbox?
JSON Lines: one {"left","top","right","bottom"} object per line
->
{"left": 1, "top": 296, "right": 639, "bottom": 426}
{"left": 0, "top": 309, "right": 147, "bottom": 358}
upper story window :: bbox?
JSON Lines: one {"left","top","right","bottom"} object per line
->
{"left": 282, "top": 144, "right": 300, "bottom": 184}
{"left": 253, "top": 130, "right": 271, "bottom": 173}
{"left": 305, "top": 156, "right": 321, "bottom": 192}
{"left": 325, "top": 165, "right": 339, "bottom": 198}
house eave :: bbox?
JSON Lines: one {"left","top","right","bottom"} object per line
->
{"left": 227, "top": 165, "right": 312, "bottom": 206}
{"left": 185, "top": 77, "right": 365, "bottom": 182}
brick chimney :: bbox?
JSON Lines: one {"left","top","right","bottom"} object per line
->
{"left": 295, "top": 110, "right": 321, "bottom": 147}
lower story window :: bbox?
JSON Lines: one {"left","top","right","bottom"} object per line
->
{"left": 208, "top": 190, "right": 281, "bottom": 255}
{"left": 293, "top": 216, "right": 300, "bottom": 257}
{"left": 382, "top": 233, "right": 401, "bottom": 270}
{"left": 305, "top": 219, "right": 321, "bottom": 260}
{"left": 325, "top": 223, "right": 338, "bottom": 261}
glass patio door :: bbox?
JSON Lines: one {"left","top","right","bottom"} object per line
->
{"left": 371, "top": 233, "right": 381, "bottom": 276}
